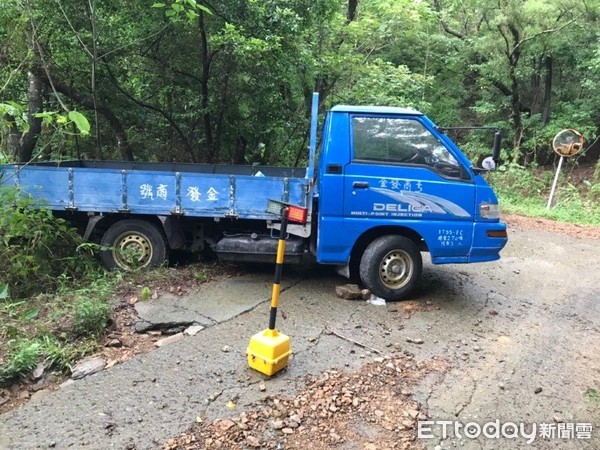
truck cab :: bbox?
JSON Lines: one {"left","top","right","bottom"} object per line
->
{"left": 315, "top": 105, "right": 507, "bottom": 299}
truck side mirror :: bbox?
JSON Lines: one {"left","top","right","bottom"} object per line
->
{"left": 478, "top": 130, "right": 501, "bottom": 172}
{"left": 492, "top": 131, "right": 501, "bottom": 163}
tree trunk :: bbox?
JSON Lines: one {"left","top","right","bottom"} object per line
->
{"left": 198, "top": 12, "right": 214, "bottom": 162}
{"left": 529, "top": 56, "right": 541, "bottom": 116}
{"left": 347, "top": 0, "right": 358, "bottom": 22}
{"left": 541, "top": 56, "right": 553, "bottom": 126}
{"left": 233, "top": 135, "right": 247, "bottom": 165}
{"left": 509, "top": 65, "right": 523, "bottom": 149}
{"left": 18, "top": 71, "right": 44, "bottom": 162}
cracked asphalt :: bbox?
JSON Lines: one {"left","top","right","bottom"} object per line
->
{"left": 1, "top": 224, "right": 599, "bottom": 449}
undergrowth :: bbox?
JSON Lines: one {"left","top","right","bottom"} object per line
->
{"left": 489, "top": 163, "right": 600, "bottom": 226}
{"left": 0, "top": 186, "right": 117, "bottom": 384}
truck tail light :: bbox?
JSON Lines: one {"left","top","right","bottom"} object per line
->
{"left": 479, "top": 203, "right": 501, "bottom": 219}
{"left": 487, "top": 230, "right": 507, "bottom": 238}
{"left": 267, "top": 199, "right": 308, "bottom": 224}
{"left": 287, "top": 205, "right": 307, "bottom": 224}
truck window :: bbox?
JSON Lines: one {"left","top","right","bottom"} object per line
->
{"left": 352, "top": 117, "right": 463, "bottom": 178}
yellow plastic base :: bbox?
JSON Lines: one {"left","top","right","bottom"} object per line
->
{"left": 246, "top": 329, "right": 291, "bottom": 376}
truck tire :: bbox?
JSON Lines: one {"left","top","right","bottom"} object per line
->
{"left": 100, "top": 219, "right": 168, "bottom": 270}
{"left": 359, "top": 235, "right": 422, "bottom": 301}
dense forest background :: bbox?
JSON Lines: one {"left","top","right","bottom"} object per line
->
{"left": 1, "top": 0, "right": 599, "bottom": 173}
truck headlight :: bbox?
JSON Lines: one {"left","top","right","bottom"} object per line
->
{"left": 480, "top": 203, "right": 501, "bottom": 219}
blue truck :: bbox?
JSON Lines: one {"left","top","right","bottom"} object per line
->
{"left": 0, "top": 94, "right": 507, "bottom": 300}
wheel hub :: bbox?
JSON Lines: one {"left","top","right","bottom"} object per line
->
{"left": 113, "top": 233, "right": 153, "bottom": 269}
{"left": 379, "top": 250, "right": 413, "bottom": 289}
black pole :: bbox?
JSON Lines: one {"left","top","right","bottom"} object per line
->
{"left": 268, "top": 207, "right": 289, "bottom": 330}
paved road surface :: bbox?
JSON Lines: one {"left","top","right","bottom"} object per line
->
{"left": 1, "top": 225, "right": 598, "bottom": 449}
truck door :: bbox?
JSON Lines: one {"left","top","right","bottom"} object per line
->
{"left": 343, "top": 115, "right": 476, "bottom": 259}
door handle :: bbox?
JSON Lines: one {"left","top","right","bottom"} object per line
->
{"left": 326, "top": 164, "right": 342, "bottom": 174}
{"left": 352, "top": 181, "right": 369, "bottom": 189}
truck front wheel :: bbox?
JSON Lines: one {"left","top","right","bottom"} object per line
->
{"left": 359, "top": 235, "right": 422, "bottom": 301}
{"left": 100, "top": 219, "right": 168, "bottom": 270}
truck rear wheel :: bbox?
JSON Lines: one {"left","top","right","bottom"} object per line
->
{"left": 100, "top": 219, "right": 168, "bottom": 270}
{"left": 359, "top": 235, "right": 422, "bottom": 301}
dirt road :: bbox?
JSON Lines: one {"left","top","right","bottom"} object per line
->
{"left": 1, "top": 220, "right": 599, "bottom": 449}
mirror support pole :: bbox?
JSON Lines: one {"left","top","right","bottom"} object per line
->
{"left": 547, "top": 156, "right": 564, "bottom": 210}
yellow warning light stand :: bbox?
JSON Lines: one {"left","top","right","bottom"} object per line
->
{"left": 247, "top": 201, "right": 307, "bottom": 376}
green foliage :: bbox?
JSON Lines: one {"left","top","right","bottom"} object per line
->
{"left": 491, "top": 165, "right": 600, "bottom": 225}
{"left": 72, "top": 298, "right": 110, "bottom": 337}
{"left": 585, "top": 388, "right": 600, "bottom": 407}
{"left": 67, "top": 111, "right": 91, "bottom": 136}
{"left": 0, "top": 339, "right": 41, "bottom": 383}
{"left": 0, "top": 0, "right": 598, "bottom": 200}
{"left": 0, "top": 274, "right": 114, "bottom": 383}
{"left": 152, "top": 0, "right": 211, "bottom": 22}
{"left": 0, "top": 186, "right": 98, "bottom": 299}
{"left": 140, "top": 286, "right": 151, "bottom": 301}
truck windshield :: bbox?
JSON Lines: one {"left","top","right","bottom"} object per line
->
{"left": 352, "top": 117, "right": 462, "bottom": 178}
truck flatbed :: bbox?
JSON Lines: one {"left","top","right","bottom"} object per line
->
{"left": 1, "top": 160, "right": 309, "bottom": 220}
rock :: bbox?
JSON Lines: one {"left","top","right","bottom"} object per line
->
{"left": 401, "top": 419, "right": 414, "bottom": 428}
{"left": 71, "top": 357, "right": 106, "bottom": 380}
{"left": 407, "top": 409, "right": 420, "bottom": 419}
{"left": 60, "top": 379, "right": 75, "bottom": 389}
{"left": 361, "top": 289, "right": 371, "bottom": 300}
{"left": 128, "top": 296, "right": 138, "bottom": 305}
{"left": 119, "top": 335, "right": 134, "bottom": 347}
{"left": 272, "top": 419, "right": 284, "bottom": 430}
{"left": 373, "top": 357, "right": 384, "bottom": 363}
{"left": 335, "top": 284, "right": 363, "bottom": 300}
{"left": 18, "top": 391, "right": 30, "bottom": 400}
{"left": 31, "top": 390, "right": 48, "bottom": 402}
{"left": 282, "top": 427, "right": 294, "bottom": 434}
{"left": 406, "top": 337, "right": 424, "bottom": 345}
{"left": 184, "top": 325, "right": 204, "bottom": 336}
{"left": 106, "top": 339, "right": 122, "bottom": 348}
{"left": 553, "top": 415, "right": 564, "bottom": 423}
{"left": 31, "top": 380, "right": 47, "bottom": 392}
{"left": 213, "top": 419, "right": 236, "bottom": 432}
{"left": 534, "top": 387, "right": 543, "bottom": 394}
{"left": 498, "top": 383, "right": 505, "bottom": 390}
{"left": 473, "top": 346, "right": 481, "bottom": 352}
{"left": 246, "top": 436, "right": 261, "bottom": 447}
{"left": 106, "top": 359, "right": 118, "bottom": 369}
{"left": 259, "top": 383, "right": 266, "bottom": 392}
{"left": 374, "top": 409, "right": 384, "bottom": 417}
{"left": 154, "top": 333, "right": 184, "bottom": 348}
{"left": 221, "top": 345, "right": 230, "bottom": 353}
{"left": 365, "top": 444, "right": 377, "bottom": 450}
{"left": 32, "top": 362, "right": 45, "bottom": 380}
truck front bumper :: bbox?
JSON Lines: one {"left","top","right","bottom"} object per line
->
{"left": 468, "top": 221, "right": 508, "bottom": 263}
